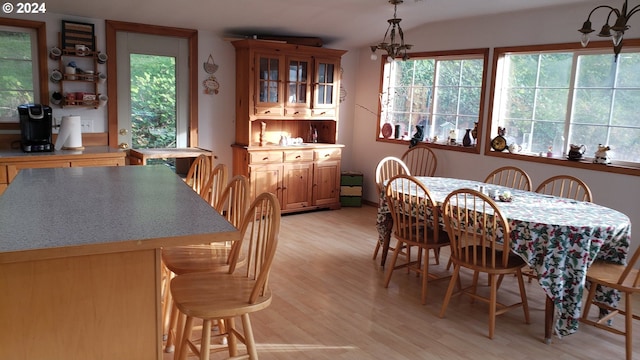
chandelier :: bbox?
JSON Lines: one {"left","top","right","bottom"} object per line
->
{"left": 578, "top": 0, "right": 640, "bottom": 57}
{"left": 370, "top": 0, "right": 413, "bottom": 61}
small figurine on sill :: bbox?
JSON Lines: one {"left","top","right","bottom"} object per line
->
{"left": 593, "top": 144, "right": 611, "bottom": 164}
{"left": 409, "top": 125, "right": 424, "bottom": 148}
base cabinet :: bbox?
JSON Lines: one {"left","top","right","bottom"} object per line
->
{"left": 0, "top": 147, "right": 126, "bottom": 195}
{"left": 242, "top": 145, "right": 342, "bottom": 214}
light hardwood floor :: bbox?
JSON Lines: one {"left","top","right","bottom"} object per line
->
{"left": 165, "top": 205, "right": 638, "bottom": 360}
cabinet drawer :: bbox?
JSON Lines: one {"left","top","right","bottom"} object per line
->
{"left": 311, "top": 108, "right": 336, "bottom": 118}
{"left": 283, "top": 150, "right": 313, "bottom": 162}
{"left": 250, "top": 151, "right": 283, "bottom": 164}
{"left": 314, "top": 148, "right": 341, "bottom": 161}
{"left": 284, "top": 107, "right": 311, "bottom": 117}
{"left": 254, "top": 106, "right": 284, "bottom": 117}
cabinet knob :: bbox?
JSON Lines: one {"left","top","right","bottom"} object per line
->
{"left": 262, "top": 157, "right": 269, "bottom": 161}
{"left": 119, "top": 128, "right": 128, "bottom": 135}
{"left": 295, "top": 155, "right": 301, "bottom": 159}
{"left": 118, "top": 142, "right": 129, "bottom": 149}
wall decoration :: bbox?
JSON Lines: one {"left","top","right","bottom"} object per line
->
{"left": 202, "top": 54, "right": 220, "bottom": 95}
{"left": 339, "top": 67, "right": 347, "bottom": 103}
{"left": 61, "top": 20, "right": 95, "bottom": 52}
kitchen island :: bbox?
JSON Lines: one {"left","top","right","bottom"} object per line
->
{"left": 0, "top": 166, "right": 240, "bottom": 359}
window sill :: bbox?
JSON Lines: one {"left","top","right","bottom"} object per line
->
{"left": 486, "top": 150, "right": 640, "bottom": 177}
{"left": 377, "top": 138, "right": 480, "bottom": 154}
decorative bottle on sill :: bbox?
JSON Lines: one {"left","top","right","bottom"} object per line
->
{"left": 462, "top": 128, "right": 472, "bottom": 147}
{"left": 312, "top": 126, "right": 318, "bottom": 143}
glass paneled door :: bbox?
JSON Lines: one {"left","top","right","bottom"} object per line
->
{"left": 116, "top": 32, "right": 188, "bottom": 152}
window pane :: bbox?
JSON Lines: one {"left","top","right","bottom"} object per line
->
{"left": 0, "top": 29, "right": 35, "bottom": 122}
{"left": 538, "top": 53, "right": 572, "bottom": 87}
{"left": 534, "top": 88, "right": 568, "bottom": 120}
{"left": 612, "top": 90, "right": 640, "bottom": 126}
{"left": 459, "top": 87, "right": 480, "bottom": 116}
{"left": 437, "top": 60, "right": 461, "bottom": 86}
{"left": 503, "top": 88, "right": 535, "bottom": 119}
{"left": 572, "top": 89, "right": 612, "bottom": 124}
{"left": 461, "top": 59, "right": 484, "bottom": 86}
{"left": 609, "top": 127, "right": 640, "bottom": 162}
{"left": 434, "top": 86, "right": 459, "bottom": 114}
{"left": 616, "top": 53, "right": 640, "bottom": 87}
{"left": 576, "top": 54, "right": 616, "bottom": 87}
{"left": 413, "top": 60, "right": 434, "bottom": 86}
{"left": 507, "top": 54, "right": 539, "bottom": 87}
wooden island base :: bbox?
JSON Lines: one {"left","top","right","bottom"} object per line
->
{"left": 0, "top": 249, "right": 161, "bottom": 359}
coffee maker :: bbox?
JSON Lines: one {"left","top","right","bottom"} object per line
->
{"left": 18, "top": 104, "right": 53, "bottom": 152}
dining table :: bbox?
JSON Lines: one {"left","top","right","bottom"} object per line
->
{"left": 376, "top": 176, "right": 632, "bottom": 342}
{"left": 0, "top": 165, "right": 241, "bottom": 360}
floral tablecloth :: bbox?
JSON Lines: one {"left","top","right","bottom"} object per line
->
{"left": 377, "top": 176, "right": 632, "bottom": 337}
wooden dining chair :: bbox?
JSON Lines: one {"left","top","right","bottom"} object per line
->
{"left": 374, "top": 156, "right": 411, "bottom": 263}
{"left": 534, "top": 174, "right": 593, "bottom": 202}
{"left": 171, "top": 192, "right": 281, "bottom": 360}
{"left": 439, "top": 188, "right": 530, "bottom": 339}
{"left": 162, "top": 175, "right": 250, "bottom": 352}
{"left": 580, "top": 245, "right": 640, "bottom": 360}
{"left": 384, "top": 174, "right": 451, "bottom": 304}
{"left": 401, "top": 144, "right": 437, "bottom": 176}
{"left": 200, "top": 163, "right": 228, "bottom": 208}
{"left": 185, "top": 154, "right": 212, "bottom": 195}
{"left": 484, "top": 166, "right": 532, "bottom": 191}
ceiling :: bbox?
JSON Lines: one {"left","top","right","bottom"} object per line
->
{"left": 47, "top": 0, "right": 595, "bottom": 49}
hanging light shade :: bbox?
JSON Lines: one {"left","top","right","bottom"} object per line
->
{"left": 579, "top": 0, "right": 640, "bottom": 58}
{"left": 371, "top": 0, "right": 413, "bottom": 61}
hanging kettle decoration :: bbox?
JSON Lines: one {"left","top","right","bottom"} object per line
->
{"left": 202, "top": 54, "right": 220, "bottom": 95}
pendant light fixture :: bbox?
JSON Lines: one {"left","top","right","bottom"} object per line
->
{"left": 579, "top": 0, "right": 640, "bottom": 58}
{"left": 370, "top": 0, "right": 413, "bottom": 61}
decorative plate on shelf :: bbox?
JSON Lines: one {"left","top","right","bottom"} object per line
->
{"left": 381, "top": 123, "right": 393, "bottom": 138}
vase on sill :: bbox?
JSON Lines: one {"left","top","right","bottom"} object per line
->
{"left": 462, "top": 128, "right": 473, "bottom": 147}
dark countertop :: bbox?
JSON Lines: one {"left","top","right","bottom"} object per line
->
{"left": 0, "top": 165, "right": 239, "bottom": 263}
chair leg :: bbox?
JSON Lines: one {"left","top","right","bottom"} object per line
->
{"left": 372, "top": 241, "right": 380, "bottom": 260}
{"left": 200, "top": 319, "right": 212, "bottom": 360}
{"left": 421, "top": 248, "right": 429, "bottom": 305}
{"left": 241, "top": 313, "right": 258, "bottom": 359}
{"left": 227, "top": 317, "right": 238, "bottom": 357}
{"left": 165, "top": 302, "right": 179, "bottom": 353}
{"left": 384, "top": 240, "right": 403, "bottom": 288}
{"left": 488, "top": 273, "right": 497, "bottom": 339}
{"left": 625, "top": 292, "right": 632, "bottom": 360}
{"left": 439, "top": 265, "right": 460, "bottom": 318}
{"left": 177, "top": 316, "right": 194, "bottom": 360}
{"left": 516, "top": 270, "right": 530, "bottom": 324}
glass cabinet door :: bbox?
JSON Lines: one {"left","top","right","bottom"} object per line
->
{"left": 258, "top": 56, "right": 280, "bottom": 104}
{"left": 313, "top": 58, "right": 339, "bottom": 109}
{"left": 286, "top": 57, "right": 310, "bottom": 106}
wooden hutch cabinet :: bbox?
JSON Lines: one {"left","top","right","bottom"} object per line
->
{"left": 231, "top": 39, "right": 346, "bottom": 214}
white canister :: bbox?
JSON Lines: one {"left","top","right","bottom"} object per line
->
{"left": 65, "top": 66, "right": 76, "bottom": 80}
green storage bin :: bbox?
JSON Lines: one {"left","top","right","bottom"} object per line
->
{"left": 340, "top": 171, "right": 363, "bottom": 207}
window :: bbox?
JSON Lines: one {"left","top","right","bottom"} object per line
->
{"left": 491, "top": 41, "right": 640, "bottom": 166}
{"left": 0, "top": 26, "right": 37, "bottom": 122}
{"left": 377, "top": 49, "right": 488, "bottom": 149}
{"left": 0, "top": 19, "right": 46, "bottom": 126}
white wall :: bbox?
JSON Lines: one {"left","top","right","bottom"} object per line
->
{"left": 348, "top": 0, "right": 638, "bottom": 254}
